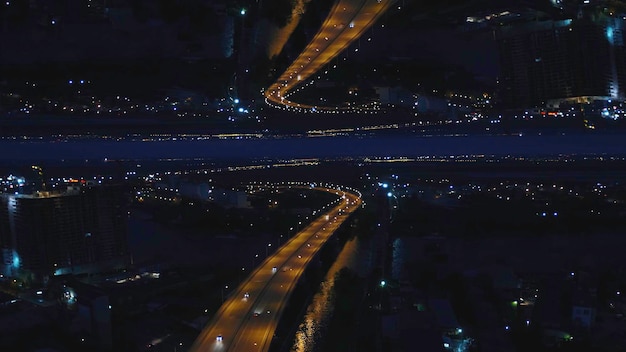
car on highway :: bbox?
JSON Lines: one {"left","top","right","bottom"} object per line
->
{"left": 244, "top": 292, "right": 250, "bottom": 299}
{"left": 216, "top": 334, "right": 223, "bottom": 342}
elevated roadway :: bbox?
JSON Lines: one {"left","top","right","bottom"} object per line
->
{"left": 189, "top": 186, "right": 362, "bottom": 352}
{"left": 264, "top": 0, "right": 394, "bottom": 111}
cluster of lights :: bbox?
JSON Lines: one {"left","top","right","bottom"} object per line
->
{"left": 354, "top": 154, "right": 626, "bottom": 164}
{"left": 600, "top": 104, "right": 626, "bottom": 120}
{"left": 0, "top": 175, "right": 26, "bottom": 193}
{"left": 1, "top": 79, "right": 264, "bottom": 122}
{"left": 446, "top": 91, "right": 493, "bottom": 110}
{"left": 386, "top": 176, "right": 624, "bottom": 216}
{"left": 465, "top": 10, "right": 515, "bottom": 24}
{"left": 412, "top": 91, "right": 493, "bottom": 125}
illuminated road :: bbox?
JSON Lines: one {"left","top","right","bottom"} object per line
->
{"left": 264, "top": 0, "right": 393, "bottom": 111}
{"left": 189, "top": 186, "right": 362, "bottom": 352}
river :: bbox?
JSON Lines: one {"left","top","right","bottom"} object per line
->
{"left": 3, "top": 131, "right": 626, "bottom": 162}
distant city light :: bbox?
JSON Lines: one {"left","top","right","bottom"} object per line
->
{"left": 12, "top": 251, "right": 19, "bottom": 269}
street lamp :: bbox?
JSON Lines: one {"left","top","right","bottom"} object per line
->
{"left": 266, "top": 243, "right": 272, "bottom": 257}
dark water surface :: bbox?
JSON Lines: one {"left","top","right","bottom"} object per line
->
{"left": 3, "top": 132, "right": 626, "bottom": 162}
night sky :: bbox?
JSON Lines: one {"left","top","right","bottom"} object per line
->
{"left": 356, "top": 27, "right": 499, "bottom": 81}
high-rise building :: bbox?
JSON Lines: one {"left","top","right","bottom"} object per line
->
{"left": 0, "top": 184, "right": 129, "bottom": 282}
{"left": 496, "top": 13, "right": 626, "bottom": 108}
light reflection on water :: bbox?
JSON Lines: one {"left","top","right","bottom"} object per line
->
{"left": 291, "top": 237, "right": 372, "bottom": 352}
{"left": 292, "top": 279, "right": 333, "bottom": 352}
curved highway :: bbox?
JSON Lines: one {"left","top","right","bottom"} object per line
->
{"left": 264, "top": 0, "right": 394, "bottom": 111}
{"left": 189, "top": 186, "right": 362, "bottom": 352}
